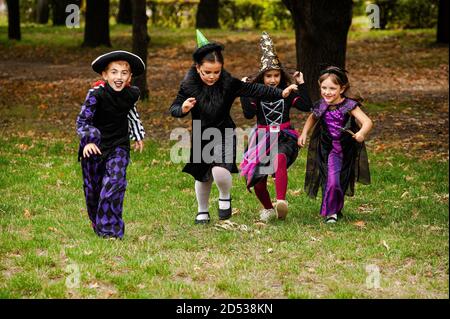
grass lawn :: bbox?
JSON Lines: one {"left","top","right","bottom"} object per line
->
{"left": 0, "top": 22, "right": 448, "bottom": 299}
{"left": 0, "top": 136, "right": 447, "bottom": 298}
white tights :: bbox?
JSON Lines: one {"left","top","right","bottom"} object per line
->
{"left": 195, "top": 166, "right": 232, "bottom": 219}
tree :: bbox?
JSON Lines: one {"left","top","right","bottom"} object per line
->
{"left": 282, "top": 0, "right": 353, "bottom": 101}
{"left": 437, "top": 0, "right": 449, "bottom": 43}
{"left": 117, "top": 0, "right": 132, "bottom": 24}
{"left": 35, "top": 0, "right": 49, "bottom": 24}
{"left": 132, "top": 0, "right": 149, "bottom": 99}
{"left": 51, "top": 0, "right": 78, "bottom": 26}
{"left": 6, "top": 0, "right": 20, "bottom": 40}
{"left": 374, "top": 0, "right": 398, "bottom": 30}
{"left": 83, "top": 0, "right": 111, "bottom": 47}
{"left": 196, "top": 0, "right": 219, "bottom": 29}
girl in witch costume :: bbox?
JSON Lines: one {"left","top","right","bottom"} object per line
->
{"left": 76, "top": 50, "right": 146, "bottom": 239}
{"left": 298, "top": 66, "right": 372, "bottom": 223}
{"left": 170, "top": 30, "right": 297, "bottom": 224}
{"left": 240, "top": 32, "right": 313, "bottom": 222}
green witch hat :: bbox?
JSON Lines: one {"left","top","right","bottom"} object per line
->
{"left": 196, "top": 29, "right": 210, "bottom": 48}
{"left": 192, "top": 29, "right": 224, "bottom": 63}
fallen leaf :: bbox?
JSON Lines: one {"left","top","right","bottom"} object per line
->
{"left": 23, "top": 208, "right": 32, "bottom": 219}
{"left": 357, "top": 204, "right": 374, "bottom": 213}
{"left": 48, "top": 226, "right": 59, "bottom": 233}
{"left": 352, "top": 221, "right": 366, "bottom": 229}
{"left": 38, "top": 103, "right": 48, "bottom": 110}
{"left": 289, "top": 189, "right": 302, "bottom": 196}
{"left": 401, "top": 191, "right": 409, "bottom": 198}
{"left": 238, "top": 224, "right": 249, "bottom": 232}
{"left": 88, "top": 282, "right": 99, "bottom": 289}
{"left": 17, "top": 144, "right": 30, "bottom": 151}
{"left": 254, "top": 222, "right": 267, "bottom": 228}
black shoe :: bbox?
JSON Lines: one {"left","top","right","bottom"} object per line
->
{"left": 218, "top": 198, "right": 232, "bottom": 220}
{"left": 195, "top": 212, "right": 210, "bottom": 224}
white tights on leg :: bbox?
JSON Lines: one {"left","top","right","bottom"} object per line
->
{"left": 195, "top": 179, "right": 213, "bottom": 221}
{"left": 212, "top": 166, "right": 232, "bottom": 209}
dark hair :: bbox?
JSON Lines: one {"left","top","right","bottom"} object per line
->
{"left": 198, "top": 50, "right": 224, "bottom": 66}
{"left": 252, "top": 68, "right": 292, "bottom": 89}
{"left": 193, "top": 42, "right": 224, "bottom": 65}
{"left": 319, "top": 66, "right": 363, "bottom": 103}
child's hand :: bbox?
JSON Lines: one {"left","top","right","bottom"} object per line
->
{"left": 182, "top": 97, "right": 196, "bottom": 114}
{"left": 293, "top": 71, "right": 304, "bottom": 84}
{"left": 298, "top": 133, "right": 307, "bottom": 147}
{"left": 353, "top": 131, "right": 365, "bottom": 143}
{"left": 134, "top": 140, "right": 144, "bottom": 153}
{"left": 282, "top": 84, "right": 298, "bottom": 98}
{"left": 83, "top": 143, "right": 101, "bottom": 158}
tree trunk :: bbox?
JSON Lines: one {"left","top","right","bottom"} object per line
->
{"left": 35, "top": 0, "right": 49, "bottom": 24}
{"left": 132, "top": 0, "right": 149, "bottom": 99}
{"left": 117, "top": 0, "right": 132, "bottom": 24}
{"left": 6, "top": 0, "right": 20, "bottom": 40}
{"left": 196, "top": 0, "right": 219, "bottom": 29}
{"left": 83, "top": 0, "right": 111, "bottom": 47}
{"left": 282, "top": 0, "right": 353, "bottom": 101}
{"left": 437, "top": 0, "right": 449, "bottom": 43}
{"left": 51, "top": 0, "right": 75, "bottom": 26}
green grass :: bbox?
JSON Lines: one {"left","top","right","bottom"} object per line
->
{"left": 0, "top": 21, "right": 447, "bottom": 299}
{"left": 0, "top": 135, "right": 447, "bottom": 298}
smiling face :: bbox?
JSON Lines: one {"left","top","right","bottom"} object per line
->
{"left": 102, "top": 61, "right": 132, "bottom": 91}
{"left": 263, "top": 69, "right": 281, "bottom": 87}
{"left": 196, "top": 61, "right": 222, "bottom": 86}
{"left": 320, "top": 76, "right": 346, "bottom": 105}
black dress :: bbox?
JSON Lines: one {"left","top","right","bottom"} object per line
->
{"left": 304, "top": 98, "right": 371, "bottom": 199}
{"left": 170, "top": 67, "right": 283, "bottom": 182}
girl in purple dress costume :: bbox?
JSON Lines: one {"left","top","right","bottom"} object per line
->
{"left": 299, "top": 66, "right": 372, "bottom": 223}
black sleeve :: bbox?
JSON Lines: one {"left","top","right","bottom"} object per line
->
{"left": 234, "top": 79, "right": 283, "bottom": 100}
{"left": 289, "top": 84, "right": 313, "bottom": 112}
{"left": 240, "top": 97, "right": 258, "bottom": 119}
{"left": 169, "top": 86, "right": 190, "bottom": 118}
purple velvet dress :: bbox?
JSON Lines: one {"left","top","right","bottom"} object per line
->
{"left": 304, "top": 98, "right": 371, "bottom": 217}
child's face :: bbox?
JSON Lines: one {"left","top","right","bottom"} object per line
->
{"left": 263, "top": 69, "right": 281, "bottom": 87}
{"left": 102, "top": 61, "right": 132, "bottom": 91}
{"left": 320, "top": 77, "right": 345, "bottom": 105}
{"left": 196, "top": 61, "right": 222, "bottom": 86}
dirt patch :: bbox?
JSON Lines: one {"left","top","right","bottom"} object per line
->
{"left": 0, "top": 32, "right": 448, "bottom": 160}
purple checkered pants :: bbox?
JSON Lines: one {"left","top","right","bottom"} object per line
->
{"left": 81, "top": 147, "right": 129, "bottom": 239}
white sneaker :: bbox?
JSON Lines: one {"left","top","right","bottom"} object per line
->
{"left": 325, "top": 214, "right": 338, "bottom": 223}
{"left": 275, "top": 200, "right": 288, "bottom": 220}
{"left": 259, "top": 208, "right": 276, "bottom": 222}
